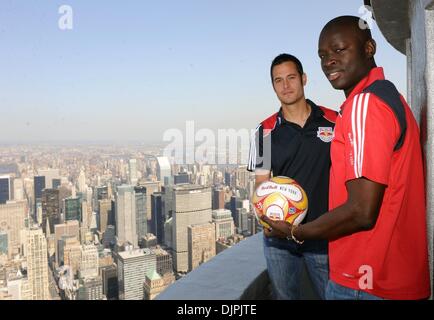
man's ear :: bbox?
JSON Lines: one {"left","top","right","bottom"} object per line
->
{"left": 366, "top": 38, "right": 377, "bottom": 59}
{"left": 302, "top": 73, "right": 307, "bottom": 86}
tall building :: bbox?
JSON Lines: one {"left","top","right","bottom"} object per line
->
{"left": 161, "top": 185, "right": 173, "bottom": 220}
{"left": 188, "top": 222, "right": 216, "bottom": 272}
{"left": 116, "top": 247, "right": 156, "bottom": 300}
{"left": 0, "top": 231, "right": 8, "bottom": 256}
{"left": 109, "top": 199, "right": 116, "bottom": 226}
{"left": 77, "top": 168, "right": 87, "bottom": 193}
{"left": 80, "top": 244, "right": 99, "bottom": 279}
{"left": 52, "top": 178, "right": 61, "bottom": 190}
{"left": 163, "top": 218, "right": 173, "bottom": 249}
{"left": 95, "top": 186, "right": 109, "bottom": 201}
{"left": 0, "top": 175, "right": 11, "bottom": 204}
{"left": 34, "top": 175, "right": 46, "bottom": 200}
{"left": 63, "top": 197, "right": 82, "bottom": 221}
{"left": 150, "top": 193, "right": 164, "bottom": 244}
{"left": 235, "top": 166, "right": 250, "bottom": 189}
{"left": 174, "top": 172, "right": 189, "bottom": 185}
{"left": 140, "top": 233, "right": 157, "bottom": 249}
{"left": 143, "top": 270, "right": 175, "bottom": 300}
{"left": 236, "top": 208, "right": 249, "bottom": 235}
{"left": 134, "top": 186, "right": 147, "bottom": 241}
{"left": 156, "top": 157, "right": 171, "bottom": 186}
{"left": 100, "top": 264, "right": 118, "bottom": 300}
{"left": 80, "top": 200, "right": 91, "bottom": 232}
{"left": 212, "top": 187, "right": 225, "bottom": 210}
{"left": 38, "top": 169, "right": 60, "bottom": 189}
{"left": 128, "top": 159, "right": 138, "bottom": 186}
{"left": 248, "top": 213, "right": 259, "bottom": 236}
{"left": 115, "top": 185, "right": 137, "bottom": 247}
{"left": 54, "top": 220, "right": 80, "bottom": 266}
{"left": 0, "top": 200, "right": 26, "bottom": 257}
{"left": 230, "top": 195, "right": 241, "bottom": 228}
{"left": 172, "top": 185, "right": 212, "bottom": 273}
{"left": 141, "top": 181, "right": 160, "bottom": 228}
{"left": 13, "top": 178, "right": 24, "bottom": 201}
{"left": 212, "top": 209, "right": 235, "bottom": 240}
{"left": 41, "top": 188, "right": 60, "bottom": 235}
{"left": 33, "top": 176, "right": 45, "bottom": 218}
{"left": 62, "top": 237, "right": 82, "bottom": 276}
{"left": 5, "top": 275, "right": 31, "bottom": 300}
{"left": 98, "top": 199, "right": 111, "bottom": 234}
{"left": 77, "top": 276, "right": 103, "bottom": 300}
{"left": 154, "top": 246, "right": 173, "bottom": 276}
{"left": 22, "top": 228, "right": 49, "bottom": 300}
{"left": 224, "top": 171, "right": 232, "bottom": 187}
{"left": 102, "top": 225, "right": 116, "bottom": 249}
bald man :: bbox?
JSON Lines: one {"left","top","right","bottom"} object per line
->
{"left": 261, "top": 16, "right": 430, "bottom": 300}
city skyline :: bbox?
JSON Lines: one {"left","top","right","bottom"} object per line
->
{"left": 1, "top": 0, "right": 406, "bottom": 142}
{"left": 0, "top": 141, "right": 255, "bottom": 300}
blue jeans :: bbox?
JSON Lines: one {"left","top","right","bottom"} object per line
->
{"left": 263, "top": 237, "right": 329, "bottom": 300}
{"left": 325, "top": 280, "right": 384, "bottom": 300}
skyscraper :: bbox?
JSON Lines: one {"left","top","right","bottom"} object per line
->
{"left": 34, "top": 176, "right": 46, "bottom": 200}
{"left": 95, "top": 186, "right": 109, "bottom": 201}
{"left": 174, "top": 172, "right": 189, "bottom": 185}
{"left": 0, "top": 231, "right": 8, "bottom": 256}
{"left": 188, "top": 222, "right": 216, "bottom": 272}
{"left": 156, "top": 157, "right": 171, "bottom": 186}
{"left": 151, "top": 193, "right": 164, "bottom": 244}
{"left": 78, "top": 168, "right": 87, "bottom": 193}
{"left": 115, "top": 247, "right": 156, "bottom": 300}
{"left": 143, "top": 270, "right": 175, "bottom": 300}
{"left": 235, "top": 165, "right": 250, "bottom": 189}
{"left": 52, "top": 178, "right": 61, "bottom": 190}
{"left": 172, "top": 185, "right": 212, "bottom": 273}
{"left": 33, "top": 176, "right": 45, "bottom": 219}
{"left": 13, "top": 178, "right": 24, "bottom": 201}
{"left": 54, "top": 220, "right": 80, "bottom": 267}
{"left": 141, "top": 181, "right": 160, "bottom": 225}
{"left": 61, "top": 237, "right": 82, "bottom": 276}
{"left": 128, "top": 159, "right": 138, "bottom": 186}
{"left": 100, "top": 264, "right": 118, "bottom": 300}
{"left": 230, "top": 195, "right": 241, "bottom": 228}
{"left": 41, "top": 188, "right": 60, "bottom": 235}
{"left": 0, "top": 200, "right": 26, "bottom": 257}
{"left": 134, "top": 186, "right": 147, "bottom": 241}
{"left": 224, "top": 171, "right": 232, "bottom": 187}
{"left": 102, "top": 225, "right": 116, "bottom": 249}
{"left": 63, "top": 197, "right": 82, "bottom": 221}
{"left": 236, "top": 208, "right": 249, "bottom": 235}
{"left": 77, "top": 276, "right": 103, "bottom": 300}
{"left": 79, "top": 244, "right": 99, "bottom": 279}
{"left": 115, "top": 185, "right": 137, "bottom": 247}
{"left": 98, "top": 199, "right": 111, "bottom": 234}
{"left": 38, "top": 168, "right": 60, "bottom": 189}
{"left": 212, "top": 209, "right": 235, "bottom": 240}
{"left": 23, "top": 228, "right": 49, "bottom": 300}
{"left": 212, "top": 187, "right": 225, "bottom": 210}
{"left": 161, "top": 185, "right": 173, "bottom": 221}
{"left": 0, "top": 175, "right": 11, "bottom": 204}
{"left": 153, "top": 246, "right": 173, "bottom": 276}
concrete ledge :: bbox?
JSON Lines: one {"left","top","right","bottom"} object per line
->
{"left": 156, "top": 233, "right": 319, "bottom": 300}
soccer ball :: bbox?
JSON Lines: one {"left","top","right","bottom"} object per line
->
{"left": 252, "top": 176, "right": 308, "bottom": 229}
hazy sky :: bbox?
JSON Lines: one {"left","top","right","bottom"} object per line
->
{"left": 0, "top": 0, "right": 407, "bottom": 143}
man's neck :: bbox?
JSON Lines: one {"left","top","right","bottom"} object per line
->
{"left": 281, "top": 98, "right": 311, "bottom": 127}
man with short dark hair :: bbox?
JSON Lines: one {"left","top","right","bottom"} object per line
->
{"left": 262, "top": 16, "right": 431, "bottom": 300}
{"left": 248, "top": 53, "right": 336, "bottom": 300}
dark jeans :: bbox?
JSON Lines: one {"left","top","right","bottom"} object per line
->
{"left": 325, "top": 280, "right": 384, "bottom": 300}
{"left": 263, "top": 236, "right": 329, "bottom": 300}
